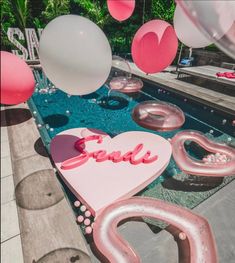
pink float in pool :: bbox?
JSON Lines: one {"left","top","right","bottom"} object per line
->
{"left": 132, "top": 101, "right": 185, "bottom": 131}
{"left": 110, "top": 56, "right": 143, "bottom": 93}
{"left": 171, "top": 130, "right": 235, "bottom": 177}
{"left": 109, "top": 76, "right": 143, "bottom": 93}
{"left": 51, "top": 128, "right": 172, "bottom": 216}
{"left": 93, "top": 197, "right": 218, "bottom": 263}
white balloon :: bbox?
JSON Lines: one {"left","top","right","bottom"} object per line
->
{"left": 39, "top": 15, "right": 112, "bottom": 95}
{"left": 174, "top": 5, "right": 213, "bottom": 48}
{"left": 176, "top": 0, "right": 235, "bottom": 59}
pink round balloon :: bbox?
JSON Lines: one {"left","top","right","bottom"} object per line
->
{"left": 1, "top": 51, "right": 35, "bottom": 105}
{"left": 131, "top": 20, "right": 178, "bottom": 74}
{"left": 107, "top": 0, "right": 135, "bottom": 22}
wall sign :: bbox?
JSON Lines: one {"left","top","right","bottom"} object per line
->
{"left": 7, "top": 27, "right": 43, "bottom": 61}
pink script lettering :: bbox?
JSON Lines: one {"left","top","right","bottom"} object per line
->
{"left": 61, "top": 135, "right": 158, "bottom": 170}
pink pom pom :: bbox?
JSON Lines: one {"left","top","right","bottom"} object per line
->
{"left": 85, "top": 226, "right": 92, "bottom": 234}
{"left": 85, "top": 210, "right": 91, "bottom": 217}
{"left": 179, "top": 232, "right": 187, "bottom": 240}
{"left": 84, "top": 219, "right": 91, "bottom": 226}
{"left": 77, "top": 215, "right": 84, "bottom": 223}
{"left": 74, "top": 201, "right": 80, "bottom": 207}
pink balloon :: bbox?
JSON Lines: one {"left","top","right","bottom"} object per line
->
{"left": 93, "top": 197, "right": 218, "bottom": 263}
{"left": 131, "top": 20, "right": 178, "bottom": 74}
{"left": 107, "top": 0, "right": 135, "bottom": 22}
{"left": 1, "top": 51, "right": 35, "bottom": 105}
{"left": 171, "top": 130, "right": 235, "bottom": 177}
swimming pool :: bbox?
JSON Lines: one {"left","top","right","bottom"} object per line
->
{"left": 28, "top": 69, "right": 234, "bottom": 230}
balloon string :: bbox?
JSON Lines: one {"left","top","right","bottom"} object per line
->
{"left": 176, "top": 43, "right": 184, "bottom": 72}
{"left": 93, "top": 0, "right": 99, "bottom": 22}
{"left": 142, "top": 0, "right": 146, "bottom": 25}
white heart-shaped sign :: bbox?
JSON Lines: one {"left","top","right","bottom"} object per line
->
{"left": 51, "top": 128, "right": 172, "bottom": 216}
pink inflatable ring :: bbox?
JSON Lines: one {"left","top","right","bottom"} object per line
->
{"left": 132, "top": 101, "right": 185, "bottom": 131}
{"left": 93, "top": 197, "right": 218, "bottom": 263}
{"left": 171, "top": 130, "right": 235, "bottom": 177}
{"left": 109, "top": 76, "right": 143, "bottom": 93}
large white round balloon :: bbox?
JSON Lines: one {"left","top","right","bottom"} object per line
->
{"left": 39, "top": 15, "right": 112, "bottom": 95}
{"left": 176, "top": 0, "right": 235, "bottom": 59}
{"left": 174, "top": 5, "right": 213, "bottom": 48}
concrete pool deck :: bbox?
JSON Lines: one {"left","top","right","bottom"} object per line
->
{"left": 1, "top": 106, "right": 24, "bottom": 263}
{"left": 115, "top": 62, "right": 235, "bottom": 116}
{"left": 1, "top": 104, "right": 91, "bottom": 263}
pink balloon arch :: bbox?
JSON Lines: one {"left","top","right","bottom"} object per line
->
{"left": 131, "top": 20, "right": 178, "bottom": 74}
{"left": 1, "top": 51, "right": 35, "bottom": 105}
{"left": 107, "top": 0, "right": 135, "bottom": 22}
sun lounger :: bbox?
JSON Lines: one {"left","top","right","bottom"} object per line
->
{"left": 177, "top": 65, "right": 235, "bottom": 86}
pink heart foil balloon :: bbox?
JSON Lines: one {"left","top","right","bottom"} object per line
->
{"left": 131, "top": 20, "right": 178, "bottom": 74}
{"left": 50, "top": 128, "right": 172, "bottom": 216}
{"left": 171, "top": 130, "right": 235, "bottom": 177}
{"left": 107, "top": 0, "right": 135, "bottom": 22}
{"left": 93, "top": 197, "right": 218, "bottom": 263}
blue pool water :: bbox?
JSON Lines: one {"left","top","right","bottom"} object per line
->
{"left": 28, "top": 70, "right": 234, "bottom": 230}
{"left": 29, "top": 80, "right": 234, "bottom": 143}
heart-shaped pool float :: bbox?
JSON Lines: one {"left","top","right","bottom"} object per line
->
{"left": 171, "top": 130, "right": 235, "bottom": 177}
{"left": 51, "top": 128, "right": 172, "bottom": 216}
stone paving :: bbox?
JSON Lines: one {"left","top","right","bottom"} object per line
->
{"left": 1, "top": 106, "right": 24, "bottom": 263}
{"left": 1, "top": 105, "right": 90, "bottom": 263}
